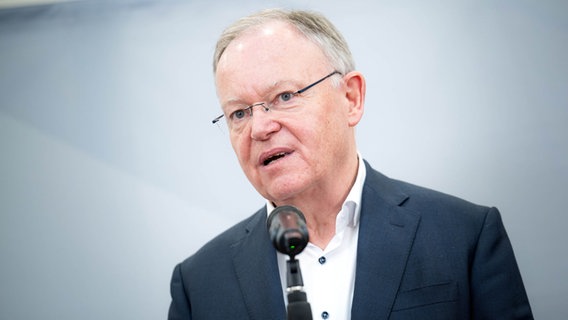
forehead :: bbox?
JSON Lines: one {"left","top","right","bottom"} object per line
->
{"left": 215, "top": 21, "right": 330, "bottom": 98}
{"left": 219, "top": 21, "right": 310, "bottom": 68}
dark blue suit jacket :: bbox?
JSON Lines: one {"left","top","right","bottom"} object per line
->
{"left": 169, "top": 161, "right": 532, "bottom": 319}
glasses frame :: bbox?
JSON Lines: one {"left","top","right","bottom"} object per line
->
{"left": 212, "top": 70, "right": 341, "bottom": 125}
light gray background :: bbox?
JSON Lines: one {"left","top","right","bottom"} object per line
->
{"left": 1, "top": 0, "right": 566, "bottom": 319}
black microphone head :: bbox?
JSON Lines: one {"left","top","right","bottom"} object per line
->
{"left": 267, "top": 205, "right": 309, "bottom": 258}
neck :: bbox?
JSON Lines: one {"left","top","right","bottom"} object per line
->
{"left": 274, "top": 153, "right": 360, "bottom": 249}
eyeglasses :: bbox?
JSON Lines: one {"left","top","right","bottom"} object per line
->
{"left": 212, "top": 71, "right": 341, "bottom": 133}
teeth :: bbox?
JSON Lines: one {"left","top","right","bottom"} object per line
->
{"left": 264, "top": 152, "right": 287, "bottom": 166}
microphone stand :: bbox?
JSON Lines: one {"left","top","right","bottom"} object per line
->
{"left": 286, "top": 257, "right": 312, "bottom": 320}
{"left": 266, "top": 205, "right": 312, "bottom": 320}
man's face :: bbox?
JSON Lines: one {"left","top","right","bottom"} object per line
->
{"left": 215, "top": 21, "right": 358, "bottom": 205}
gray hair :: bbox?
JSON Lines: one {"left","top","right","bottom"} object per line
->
{"left": 213, "top": 9, "right": 355, "bottom": 75}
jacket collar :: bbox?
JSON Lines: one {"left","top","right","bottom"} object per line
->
{"left": 231, "top": 207, "right": 287, "bottom": 320}
{"left": 351, "top": 160, "right": 421, "bottom": 319}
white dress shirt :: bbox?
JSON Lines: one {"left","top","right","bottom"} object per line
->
{"left": 266, "top": 154, "right": 366, "bottom": 320}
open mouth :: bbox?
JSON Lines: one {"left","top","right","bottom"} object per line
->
{"left": 263, "top": 152, "right": 290, "bottom": 166}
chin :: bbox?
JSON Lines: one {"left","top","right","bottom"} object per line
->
{"left": 264, "top": 180, "right": 307, "bottom": 204}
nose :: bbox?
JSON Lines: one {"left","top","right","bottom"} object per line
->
{"left": 249, "top": 105, "right": 280, "bottom": 141}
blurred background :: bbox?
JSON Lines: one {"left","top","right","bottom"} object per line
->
{"left": 1, "top": 0, "right": 566, "bottom": 319}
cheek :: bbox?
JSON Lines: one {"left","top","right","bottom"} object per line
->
{"left": 309, "top": 111, "right": 335, "bottom": 139}
{"left": 230, "top": 135, "right": 252, "bottom": 165}
{"left": 230, "top": 135, "right": 244, "bottom": 156}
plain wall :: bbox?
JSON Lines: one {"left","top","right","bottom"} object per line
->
{"left": 1, "top": 0, "right": 567, "bottom": 318}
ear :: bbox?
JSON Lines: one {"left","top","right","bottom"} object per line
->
{"left": 343, "top": 71, "right": 366, "bottom": 127}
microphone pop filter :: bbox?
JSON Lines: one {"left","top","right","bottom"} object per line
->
{"left": 267, "top": 205, "right": 309, "bottom": 258}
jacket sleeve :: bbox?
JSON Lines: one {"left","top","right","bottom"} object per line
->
{"left": 470, "top": 207, "right": 533, "bottom": 319}
{"left": 168, "top": 263, "right": 191, "bottom": 320}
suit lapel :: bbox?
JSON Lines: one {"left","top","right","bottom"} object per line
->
{"left": 351, "top": 164, "right": 421, "bottom": 320}
{"left": 231, "top": 209, "right": 286, "bottom": 320}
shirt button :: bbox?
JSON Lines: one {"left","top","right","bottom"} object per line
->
{"left": 321, "top": 311, "right": 329, "bottom": 319}
{"left": 318, "top": 256, "right": 326, "bottom": 264}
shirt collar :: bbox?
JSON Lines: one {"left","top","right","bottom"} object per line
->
{"left": 339, "top": 152, "right": 365, "bottom": 229}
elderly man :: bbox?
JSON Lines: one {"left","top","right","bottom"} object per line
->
{"left": 169, "top": 9, "right": 532, "bottom": 320}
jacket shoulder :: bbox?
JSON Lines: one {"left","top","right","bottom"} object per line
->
{"left": 367, "top": 162, "right": 488, "bottom": 211}
{"left": 179, "top": 208, "right": 266, "bottom": 270}
{"left": 363, "top": 161, "right": 494, "bottom": 233}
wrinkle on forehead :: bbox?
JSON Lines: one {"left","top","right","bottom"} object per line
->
{"left": 215, "top": 20, "right": 329, "bottom": 109}
{"left": 217, "top": 21, "right": 305, "bottom": 69}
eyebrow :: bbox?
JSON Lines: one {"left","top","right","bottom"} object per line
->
{"left": 221, "top": 79, "right": 300, "bottom": 109}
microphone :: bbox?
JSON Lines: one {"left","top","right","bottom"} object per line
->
{"left": 267, "top": 205, "right": 312, "bottom": 320}
{"left": 267, "top": 205, "right": 309, "bottom": 258}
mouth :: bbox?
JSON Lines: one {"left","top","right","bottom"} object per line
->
{"left": 261, "top": 151, "right": 291, "bottom": 166}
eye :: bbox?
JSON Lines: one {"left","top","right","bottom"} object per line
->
{"left": 278, "top": 92, "right": 295, "bottom": 102}
{"left": 230, "top": 109, "right": 247, "bottom": 120}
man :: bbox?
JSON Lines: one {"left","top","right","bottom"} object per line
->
{"left": 169, "top": 9, "right": 532, "bottom": 319}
